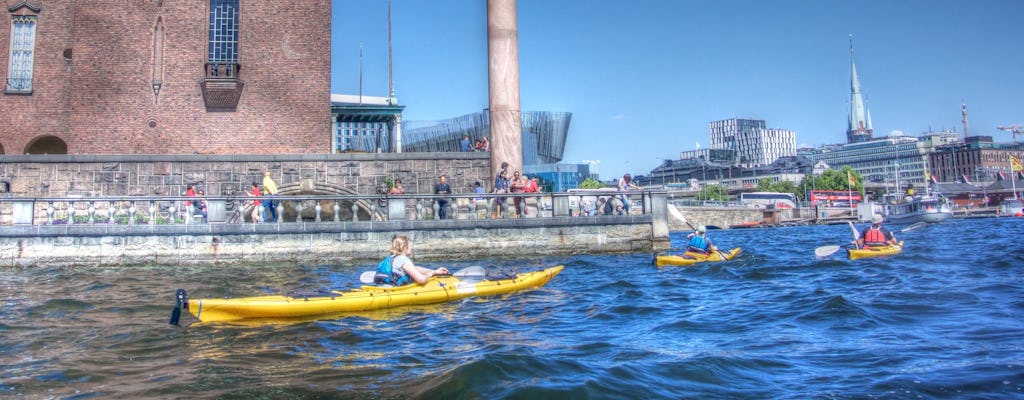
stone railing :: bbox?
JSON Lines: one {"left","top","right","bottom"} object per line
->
{"left": 1, "top": 190, "right": 659, "bottom": 227}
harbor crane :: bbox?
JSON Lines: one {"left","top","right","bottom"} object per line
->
{"left": 997, "top": 125, "right": 1022, "bottom": 143}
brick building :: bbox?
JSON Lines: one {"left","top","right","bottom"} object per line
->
{"left": 0, "top": 0, "right": 331, "bottom": 155}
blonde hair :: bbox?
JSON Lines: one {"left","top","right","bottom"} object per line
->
{"left": 389, "top": 235, "right": 410, "bottom": 256}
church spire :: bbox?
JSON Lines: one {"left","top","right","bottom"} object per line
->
{"left": 846, "top": 35, "right": 873, "bottom": 143}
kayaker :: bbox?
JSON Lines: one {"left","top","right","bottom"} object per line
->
{"left": 379, "top": 235, "right": 449, "bottom": 285}
{"left": 853, "top": 214, "right": 898, "bottom": 248}
{"left": 686, "top": 225, "right": 717, "bottom": 254}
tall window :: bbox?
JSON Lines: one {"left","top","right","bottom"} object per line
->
{"left": 208, "top": 0, "right": 239, "bottom": 63}
{"left": 7, "top": 15, "right": 36, "bottom": 92}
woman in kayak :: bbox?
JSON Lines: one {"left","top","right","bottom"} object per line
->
{"left": 852, "top": 214, "right": 898, "bottom": 248}
{"left": 384, "top": 235, "right": 449, "bottom": 285}
{"left": 686, "top": 225, "right": 717, "bottom": 254}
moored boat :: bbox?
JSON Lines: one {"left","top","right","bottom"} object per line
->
{"left": 655, "top": 247, "right": 741, "bottom": 267}
{"left": 846, "top": 241, "right": 903, "bottom": 260}
{"left": 883, "top": 194, "right": 952, "bottom": 225}
{"left": 172, "top": 265, "right": 563, "bottom": 323}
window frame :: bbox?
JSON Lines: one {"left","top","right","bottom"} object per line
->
{"left": 6, "top": 14, "right": 37, "bottom": 94}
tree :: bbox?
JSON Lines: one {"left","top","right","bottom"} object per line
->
{"left": 797, "top": 167, "right": 863, "bottom": 200}
{"left": 578, "top": 178, "right": 606, "bottom": 189}
{"left": 696, "top": 184, "right": 729, "bottom": 201}
{"left": 755, "top": 178, "right": 798, "bottom": 196}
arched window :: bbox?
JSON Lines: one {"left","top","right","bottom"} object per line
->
{"left": 24, "top": 135, "right": 67, "bottom": 155}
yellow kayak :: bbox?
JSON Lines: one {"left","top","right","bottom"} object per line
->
{"left": 655, "top": 248, "right": 742, "bottom": 267}
{"left": 847, "top": 241, "right": 903, "bottom": 260}
{"left": 179, "top": 265, "right": 563, "bottom": 323}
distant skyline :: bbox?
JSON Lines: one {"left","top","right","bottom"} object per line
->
{"left": 332, "top": 0, "right": 1024, "bottom": 178}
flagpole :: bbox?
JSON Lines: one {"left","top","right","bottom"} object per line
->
{"left": 1012, "top": 156, "right": 1020, "bottom": 201}
{"left": 848, "top": 170, "right": 855, "bottom": 217}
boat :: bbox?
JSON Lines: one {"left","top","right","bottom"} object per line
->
{"left": 172, "top": 265, "right": 563, "bottom": 323}
{"left": 846, "top": 241, "right": 903, "bottom": 260}
{"left": 882, "top": 193, "right": 952, "bottom": 225}
{"left": 655, "top": 247, "right": 742, "bottom": 267}
{"left": 1000, "top": 198, "right": 1023, "bottom": 216}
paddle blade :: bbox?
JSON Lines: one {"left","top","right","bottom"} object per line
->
{"left": 453, "top": 266, "right": 485, "bottom": 278}
{"left": 900, "top": 222, "right": 927, "bottom": 233}
{"left": 847, "top": 221, "right": 860, "bottom": 241}
{"left": 815, "top": 245, "right": 841, "bottom": 258}
{"left": 169, "top": 289, "right": 187, "bottom": 326}
{"left": 169, "top": 306, "right": 181, "bottom": 326}
{"left": 667, "top": 205, "right": 696, "bottom": 230}
{"left": 359, "top": 271, "right": 376, "bottom": 284}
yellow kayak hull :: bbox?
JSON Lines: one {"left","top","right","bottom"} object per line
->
{"left": 847, "top": 241, "right": 903, "bottom": 260}
{"left": 187, "top": 265, "right": 563, "bottom": 323}
{"left": 655, "top": 248, "right": 742, "bottom": 267}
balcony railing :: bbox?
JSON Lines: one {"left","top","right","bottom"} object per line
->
{"left": 205, "top": 62, "right": 240, "bottom": 79}
{"left": 2, "top": 191, "right": 655, "bottom": 227}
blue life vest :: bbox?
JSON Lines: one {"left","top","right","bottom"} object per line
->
{"left": 374, "top": 256, "right": 411, "bottom": 285}
{"left": 688, "top": 235, "right": 709, "bottom": 253}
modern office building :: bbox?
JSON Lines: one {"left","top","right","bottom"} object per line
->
{"left": 524, "top": 162, "right": 590, "bottom": 193}
{"left": 803, "top": 132, "right": 962, "bottom": 187}
{"left": 402, "top": 110, "right": 571, "bottom": 165}
{"left": 678, "top": 148, "right": 737, "bottom": 164}
{"left": 708, "top": 118, "right": 796, "bottom": 167}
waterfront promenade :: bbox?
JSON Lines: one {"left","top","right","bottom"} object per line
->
{"left": 0, "top": 190, "right": 671, "bottom": 268}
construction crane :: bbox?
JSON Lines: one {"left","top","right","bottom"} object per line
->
{"left": 997, "top": 125, "right": 1023, "bottom": 143}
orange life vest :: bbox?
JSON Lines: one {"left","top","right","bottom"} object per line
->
{"left": 864, "top": 226, "right": 888, "bottom": 246}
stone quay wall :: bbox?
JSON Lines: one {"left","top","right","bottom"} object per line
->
{"left": 0, "top": 153, "right": 672, "bottom": 267}
{"left": 0, "top": 216, "right": 661, "bottom": 268}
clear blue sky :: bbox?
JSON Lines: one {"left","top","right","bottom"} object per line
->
{"left": 332, "top": 0, "right": 1024, "bottom": 179}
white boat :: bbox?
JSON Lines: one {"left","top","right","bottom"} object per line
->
{"left": 882, "top": 193, "right": 953, "bottom": 225}
{"left": 1000, "top": 199, "right": 1023, "bottom": 216}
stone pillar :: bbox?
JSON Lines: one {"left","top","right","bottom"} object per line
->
{"left": 487, "top": 0, "right": 522, "bottom": 178}
{"left": 393, "top": 114, "right": 403, "bottom": 153}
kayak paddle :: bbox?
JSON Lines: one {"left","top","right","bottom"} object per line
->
{"left": 359, "top": 266, "right": 485, "bottom": 284}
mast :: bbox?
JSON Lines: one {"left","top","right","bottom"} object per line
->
{"left": 961, "top": 99, "right": 969, "bottom": 139}
{"left": 388, "top": 0, "right": 395, "bottom": 105}
{"left": 358, "top": 42, "right": 363, "bottom": 105}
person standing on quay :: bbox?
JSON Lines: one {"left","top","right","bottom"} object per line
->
{"left": 434, "top": 175, "right": 452, "bottom": 220}
{"left": 262, "top": 171, "right": 278, "bottom": 222}
{"left": 492, "top": 162, "right": 510, "bottom": 219}
{"left": 249, "top": 182, "right": 263, "bottom": 223}
{"left": 617, "top": 173, "right": 640, "bottom": 214}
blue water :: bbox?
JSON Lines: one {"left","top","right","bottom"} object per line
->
{"left": 1, "top": 217, "right": 1023, "bottom": 399}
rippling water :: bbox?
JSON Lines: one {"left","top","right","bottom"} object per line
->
{"left": 2, "top": 217, "right": 1023, "bottom": 399}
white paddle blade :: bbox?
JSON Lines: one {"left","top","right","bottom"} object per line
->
{"left": 453, "top": 266, "right": 485, "bottom": 278}
{"left": 815, "top": 245, "right": 841, "bottom": 258}
{"left": 359, "top": 270, "right": 376, "bottom": 284}
{"left": 667, "top": 204, "right": 687, "bottom": 224}
{"left": 847, "top": 221, "right": 860, "bottom": 241}
{"left": 815, "top": 245, "right": 839, "bottom": 258}
{"left": 901, "top": 222, "right": 927, "bottom": 232}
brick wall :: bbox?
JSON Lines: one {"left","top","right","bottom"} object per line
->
{"left": 1, "top": 0, "right": 332, "bottom": 155}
